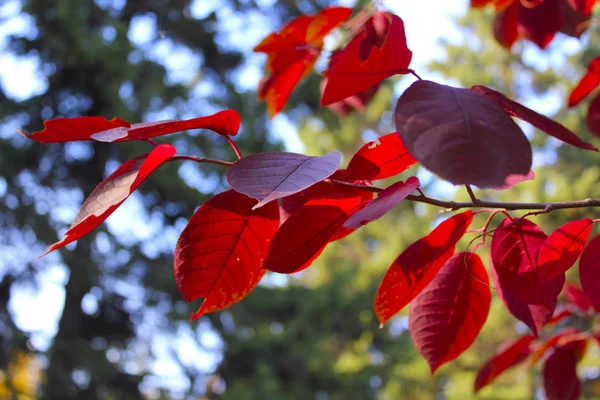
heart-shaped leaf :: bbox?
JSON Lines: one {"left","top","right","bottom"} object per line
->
{"left": 42, "top": 144, "right": 176, "bottom": 255}
{"left": 394, "top": 80, "right": 532, "bottom": 188}
{"left": 227, "top": 151, "right": 341, "bottom": 209}
{"left": 174, "top": 190, "right": 280, "bottom": 320}
{"left": 409, "top": 252, "right": 491, "bottom": 374}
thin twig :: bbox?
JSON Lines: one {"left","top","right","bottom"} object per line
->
{"left": 465, "top": 185, "right": 480, "bottom": 205}
{"left": 170, "top": 155, "right": 234, "bottom": 167}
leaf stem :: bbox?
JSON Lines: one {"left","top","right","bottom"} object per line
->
{"left": 170, "top": 155, "right": 234, "bottom": 167}
{"left": 225, "top": 136, "right": 242, "bottom": 160}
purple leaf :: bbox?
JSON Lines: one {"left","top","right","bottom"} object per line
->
{"left": 343, "top": 176, "right": 419, "bottom": 228}
{"left": 227, "top": 151, "right": 342, "bottom": 209}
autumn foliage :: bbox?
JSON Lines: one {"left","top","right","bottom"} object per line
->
{"left": 23, "top": 2, "right": 600, "bottom": 398}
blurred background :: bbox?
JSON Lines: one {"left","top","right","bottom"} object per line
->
{"left": 1, "top": 0, "right": 600, "bottom": 398}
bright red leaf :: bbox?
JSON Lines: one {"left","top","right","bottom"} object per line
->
{"left": 568, "top": 57, "right": 600, "bottom": 107}
{"left": 537, "top": 218, "right": 593, "bottom": 281}
{"left": 472, "top": 85, "right": 598, "bottom": 151}
{"left": 321, "top": 12, "right": 413, "bottom": 106}
{"left": 343, "top": 177, "right": 419, "bottom": 228}
{"left": 254, "top": 7, "right": 352, "bottom": 117}
{"left": 564, "top": 282, "right": 594, "bottom": 313}
{"left": 586, "top": 92, "right": 600, "bottom": 137}
{"left": 374, "top": 210, "right": 474, "bottom": 325}
{"left": 543, "top": 342, "right": 584, "bottom": 400}
{"left": 491, "top": 217, "right": 564, "bottom": 305}
{"left": 490, "top": 262, "right": 559, "bottom": 336}
{"left": 409, "top": 252, "right": 491, "bottom": 374}
{"left": 529, "top": 328, "right": 582, "bottom": 365}
{"left": 24, "top": 110, "right": 241, "bottom": 143}
{"left": 578, "top": 235, "right": 600, "bottom": 311}
{"left": 345, "top": 132, "right": 417, "bottom": 181}
{"left": 494, "top": 1, "right": 520, "bottom": 48}
{"left": 474, "top": 334, "right": 536, "bottom": 392}
{"left": 227, "top": 151, "right": 341, "bottom": 209}
{"left": 264, "top": 193, "right": 367, "bottom": 274}
{"left": 42, "top": 144, "right": 176, "bottom": 255}
{"left": 174, "top": 190, "right": 279, "bottom": 319}
{"left": 395, "top": 80, "right": 532, "bottom": 188}
{"left": 547, "top": 306, "right": 575, "bottom": 325}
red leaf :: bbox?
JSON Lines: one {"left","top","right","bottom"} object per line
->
{"left": 490, "top": 262, "right": 559, "bottom": 336}
{"left": 543, "top": 343, "right": 584, "bottom": 400}
{"left": 491, "top": 217, "right": 564, "bottom": 305}
{"left": 568, "top": 57, "right": 600, "bottom": 107}
{"left": 568, "top": 0, "right": 597, "bottom": 15}
{"left": 343, "top": 177, "right": 419, "bottom": 228}
{"left": 374, "top": 210, "right": 474, "bottom": 324}
{"left": 564, "top": 282, "right": 594, "bottom": 313}
{"left": 395, "top": 80, "right": 532, "bottom": 188}
{"left": 409, "top": 252, "right": 491, "bottom": 374}
{"left": 518, "top": 0, "right": 562, "bottom": 49}
{"left": 560, "top": 0, "right": 591, "bottom": 38}
{"left": 578, "top": 235, "right": 600, "bottom": 311}
{"left": 321, "top": 12, "right": 413, "bottom": 106}
{"left": 547, "top": 306, "right": 575, "bottom": 325}
{"left": 537, "top": 219, "right": 593, "bottom": 281}
{"left": 254, "top": 7, "right": 352, "bottom": 117}
{"left": 530, "top": 328, "right": 582, "bottom": 365}
{"left": 174, "top": 190, "right": 279, "bottom": 319}
{"left": 263, "top": 194, "right": 366, "bottom": 274}
{"left": 494, "top": 1, "right": 520, "bottom": 48}
{"left": 586, "top": 92, "right": 600, "bottom": 138}
{"left": 24, "top": 111, "right": 240, "bottom": 143}
{"left": 227, "top": 151, "right": 341, "bottom": 209}
{"left": 42, "top": 144, "right": 176, "bottom": 255}
{"left": 472, "top": 85, "right": 598, "bottom": 151}
{"left": 345, "top": 132, "right": 417, "bottom": 181}
{"left": 474, "top": 334, "right": 536, "bottom": 392}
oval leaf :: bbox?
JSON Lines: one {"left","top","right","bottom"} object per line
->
{"left": 409, "top": 252, "right": 491, "bottom": 374}
{"left": 174, "top": 190, "right": 280, "bottom": 320}
{"left": 345, "top": 132, "right": 417, "bottom": 181}
{"left": 42, "top": 144, "right": 176, "bottom": 255}
{"left": 578, "top": 235, "right": 600, "bottom": 311}
{"left": 543, "top": 343, "right": 583, "bottom": 400}
{"left": 343, "top": 176, "right": 419, "bottom": 228}
{"left": 537, "top": 219, "right": 593, "bottom": 281}
{"left": 394, "top": 80, "right": 532, "bottom": 188}
{"left": 474, "top": 334, "right": 536, "bottom": 392}
{"left": 493, "top": 1, "right": 519, "bottom": 49}
{"left": 264, "top": 194, "right": 366, "bottom": 274}
{"left": 374, "top": 210, "right": 474, "bottom": 325}
{"left": 568, "top": 57, "right": 600, "bottom": 107}
{"left": 472, "top": 85, "right": 598, "bottom": 151}
{"left": 564, "top": 282, "right": 594, "bottom": 313}
{"left": 227, "top": 151, "right": 341, "bottom": 209}
{"left": 491, "top": 217, "right": 563, "bottom": 305}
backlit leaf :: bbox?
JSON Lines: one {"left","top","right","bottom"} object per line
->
{"left": 578, "top": 235, "right": 600, "bottom": 311}
{"left": 395, "top": 80, "right": 532, "bottom": 188}
{"left": 227, "top": 151, "right": 341, "bottom": 210}
{"left": 374, "top": 210, "right": 474, "bottom": 324}
{"left": 543, "top": 341, "right": 585, "bottom": 400}
{"left": 493, "top": 1, "right": 519, "bottom": 48}
{"left": 321, "top": 12, "right": 413, "bottom": 106}
{"left": 343, "top": 177, "right": 419, "bottom": 228}
{"left": 586, "top": 92, "right": 600, "bottom": 138}
{"left": 537, "top": 219, "right": 593, "bottom": 281}
{"left": 42, "top": 144, "right": 176, "bottom": 255}
{"left": 345, "top": 132, "right": 417, "bottom": 181}
{"left": 472, "top": 84, "right": 598, "bottom": 151}
{"left": 518, "top": 0, "right": 562, "bottom": 49}
{"left": 409, "top": 252, "right": 491, "bottom": 374}
{"left": 564, "top": 283, "right": 594, "bottom": 313}
{"left": 174, "top": 190, "right": 279, "bottom": 320}
{"left": 529, "top": 328, "right": 581, "bottom": 365}
{"left": 474, "top": 334, "right": 536, "bottom": 392}
{"left": 568, "top": 57, "right": 600, "bottom": 107}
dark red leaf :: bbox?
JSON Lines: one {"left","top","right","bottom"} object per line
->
{"left": 537, "top": 219, "right": 593, "bottom": 281}
{"left": 409, "top": 252, "right": 491, "bottom": 374}
{"left": 493, "top": 1, "right": 520, "bottom": 48}
{"left": 474, "top": 334, "right": 536, "bottom": 392}
{"left": 586, "top": 92, "right": 600, "bottom": 137}
{"left": 578, "top": 235, "right": 600, "bottom": 311}
{"left": 543, "top": 343, "right": 583, "bottom": 400}
{"left": 374, "top": 210, "right": 474, "bottom": 324}
{"left": 227, "top": 151, "right": 341, "bottom": 209}
{"left": 564, "top": 282, "right": 594, "bottom": 313}
{"left": 343, "top": 177, "right": 419, "bottom": 228}
{"left": 490, "top": 262, "right": 559, "bottom": 336}
{"left": 24, "top": 111, "right": 241, "bottom": 143}
{"left": 321, "top": 12, "right": 413, "bottom": 106}
{"left": 568, "top": 57, "right": 600, "bottom": 107}
{"left": 518, "top": 0, "right": 562, "bottom": 49}
{"left": 42, "top": 144, "right": 176, "bottom": 255}
{"left": 395, "top": 80, "right": 532, "bottom": 188}
{"left": 174, "top": 190, "right": 279, "bottom": 319}
{"left": 345, "top": 132, "right": 417, "bottom": 181}
{"left": 491, "top": 217, "right": 564, "bottom": 305}
{"left": 568, "top": 0, "right": 597, "bottom": 15}
{"left": 321, "top": 77, "right": 380, "bottom": 117}
{"left": 472, "top": 85, "right": 598, "bottom": 151}
{"left": 264, "top": 194, "right": 367, "bottom": 274}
